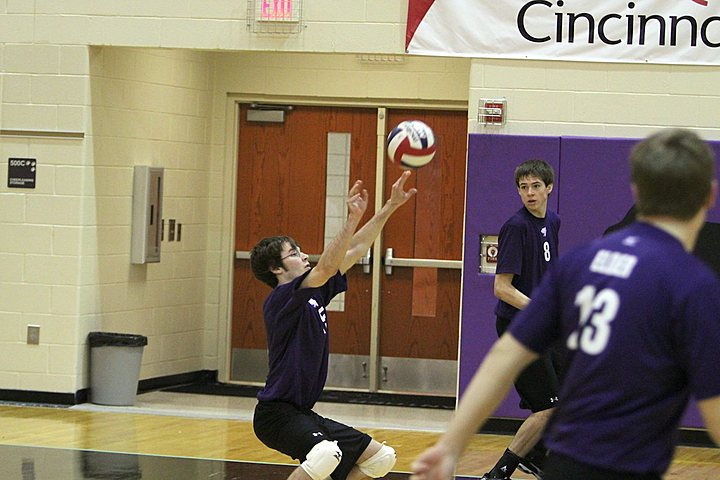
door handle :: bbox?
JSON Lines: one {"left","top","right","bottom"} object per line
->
{"left": 359, "top": 248, "right": 371, "bottom": 274}
{"left": 383, "top": 247, "right": 462, "bottom": 275}
{"left": 236, "top": 250, "right": 371, "bottom": 273}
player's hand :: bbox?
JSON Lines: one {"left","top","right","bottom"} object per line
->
{"left": 347, "top": 180, "right": 369, "bottom": 219}
{"left": 387, "top": 170, "right": 417, "bottom": 209}
{"left": 410, "top": 444, "right": 457, "bottom": 480}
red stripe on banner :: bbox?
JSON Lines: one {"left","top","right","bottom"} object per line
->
{"left": 406, "top": 0, "right": 436, "bottom": 51}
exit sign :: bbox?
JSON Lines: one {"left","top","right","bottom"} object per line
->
{"left": 257, "top": 0, "right": 300, "bottom": 22}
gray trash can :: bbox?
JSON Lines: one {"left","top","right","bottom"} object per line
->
{"left": 88, "top": 332, "right": 148, "bottom": 406}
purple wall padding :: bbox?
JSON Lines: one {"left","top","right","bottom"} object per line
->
{"left": 460, "top": 133, "right": 720, "bottom": 430}
{"left": 709, "top": 141, "right": 720, "bottom": 222}
{"left": 560, "top": 137, "right": 720, "bottom": 251}
{"left": 557, "top": 137, "right": 636, "bottom": 252}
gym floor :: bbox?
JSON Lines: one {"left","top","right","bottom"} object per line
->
{"left": 0, "top": 391, "right": 717, "bottom": 479}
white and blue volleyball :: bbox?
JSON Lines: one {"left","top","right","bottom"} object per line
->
{"left": 386, "top": 120, "right": 437, "bottom": 168}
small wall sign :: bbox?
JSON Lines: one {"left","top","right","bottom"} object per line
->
{"left": 257, "top": 0, "right": 300, "bottom": 22}
{"left": 8, "top": 158, "right": 37, "bottom": 189}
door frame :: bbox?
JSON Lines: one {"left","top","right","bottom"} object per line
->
{"left": 217, "top": 94, "right": 467, "bottom": 384}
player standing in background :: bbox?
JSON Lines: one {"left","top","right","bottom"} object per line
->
{"left": 250, "top": 171, "right": 416, "bottom": 480}
{"left": 484, "top": 159, "right": 561, "bottom": 479}
{"left": 410, "top": 128, "right": 720, "bottom": 480}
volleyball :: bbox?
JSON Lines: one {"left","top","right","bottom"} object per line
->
{"left": 386, "top": 120, "right": 437, "bottom": 168}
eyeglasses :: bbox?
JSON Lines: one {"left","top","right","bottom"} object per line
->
{"left": 280, "top": 249, "right": 302, "bottom": 261}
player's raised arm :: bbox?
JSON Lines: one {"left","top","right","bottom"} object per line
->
{"left": 302, "top": 180, "right": 368, "bottom": 288}
{"left": 339, "top": 170, "right": 417, "bottom": 274}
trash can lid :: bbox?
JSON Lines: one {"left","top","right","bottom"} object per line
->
{"left": 88, "top": 332, "right": 148, "bottom": 347}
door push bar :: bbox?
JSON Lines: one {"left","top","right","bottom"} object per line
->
{"left": 383, "top": 247, "right": 463, "bottom": 275}
{"left": 235, "top": 249, "right": 372, "bottom": 274}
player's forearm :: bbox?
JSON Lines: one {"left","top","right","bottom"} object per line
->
{"left": 339, "top": 171, "right": 415, "bottom": 273}
{"left": 495, "top": 283, "right": 531, "bottom": 310}
{"left": 314, "top": 213, "right": 363, "bottom": 278}
{"left": 340, "top": 202, "right": 397, "bottom": 272}
{"left": 351, "top": 203, "right": 394, "bottom": 250}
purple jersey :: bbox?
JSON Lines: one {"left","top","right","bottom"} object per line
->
{"left": 257, "top": 270, "right": 347, "bottom": 409}
{"left": 495, "top": 207, "right": 560, "bottom": 319}
{"left": 510, "top": 222, "right": 720, "bottom": 474}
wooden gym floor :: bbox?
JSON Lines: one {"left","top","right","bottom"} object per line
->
{"left": 0, "top": 391, "right": 718, "bottom": 479}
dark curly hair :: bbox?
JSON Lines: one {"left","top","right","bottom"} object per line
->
{"left": 250, "top": 236, "right": 299, "bottom": 288}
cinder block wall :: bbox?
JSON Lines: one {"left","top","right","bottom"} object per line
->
{"left": 468, "top": 60, "right": 720, "bottom": 139}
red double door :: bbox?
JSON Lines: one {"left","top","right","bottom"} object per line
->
{"left": 232, "top": 104, "right": 467, "bottom": 395}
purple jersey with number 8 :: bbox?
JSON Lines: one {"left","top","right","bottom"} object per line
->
{"left": 494, "top": 207, "right": 561, "bottom": 320}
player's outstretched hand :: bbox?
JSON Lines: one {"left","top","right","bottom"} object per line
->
{"left": 347, "top": 179, "right": 369, "bottom": 219}
{"left": 388, "top": 170, "right": 417, "bottom": 209}
{"left": 410, "top": 443, "right": 457, "bottom": 480}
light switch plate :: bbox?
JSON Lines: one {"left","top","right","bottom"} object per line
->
{"left": 27, "top": 325, "right": 40, "bottom": 345}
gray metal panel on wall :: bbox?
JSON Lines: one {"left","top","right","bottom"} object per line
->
{"left": 325, "top": 354, "right": 370, "bottom": 390}
{"left": 378, "top": 357, "right": 456, "bottom": 395}
{"left": 231, "top": 348, "right": 268, "bottom": 383}
{"left": 232, "top": 349, "right": 371, "bottom": 390}
{"left": 232, "top": 348, "right": 455, "bottom": 394}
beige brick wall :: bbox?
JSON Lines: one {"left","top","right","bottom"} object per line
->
{"left": 469, "top": 59, "right": 720, "bottom": 139}
{"left": 0, "top": 44, "right": 214, "bottom": 392}
{"left": 86, "top": 47, "right": 214, "bottom": 382}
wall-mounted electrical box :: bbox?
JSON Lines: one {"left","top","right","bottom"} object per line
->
{"left": 131, "top": 166, "right": 164, "bottom": 264}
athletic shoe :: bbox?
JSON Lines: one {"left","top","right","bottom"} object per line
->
{"left": 479, "top": 473, "right": 510, "bottom": 480}
{"left": 517, "top": 459, "right": 543, "bottom": 479}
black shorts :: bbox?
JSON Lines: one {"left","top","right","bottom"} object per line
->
{"left": 545, "top": 452, "right": 661, "bottom": 480}
{"left": 253, "top": 400, "right": 372, "bottom": 480}
{"left": 497, "top": 316, "right": 562, "bottom": 412}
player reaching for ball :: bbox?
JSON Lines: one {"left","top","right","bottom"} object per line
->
{"left": 250, "top": 171, "right": 416, "bottom": 480}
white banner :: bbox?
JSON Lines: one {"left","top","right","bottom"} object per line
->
{"left": 407, "top": 0, "right": 720, "bottom": 65}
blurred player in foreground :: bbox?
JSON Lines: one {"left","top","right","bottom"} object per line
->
{"left": 411, "top": 129, "right": 720, "bottom": 480}
{"left": 251, "top": 171, "right": 416, "bottom": 480}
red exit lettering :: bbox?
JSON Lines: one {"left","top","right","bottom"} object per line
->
{"left": 261, "top": 0, "right": 293, "bottom": 19}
